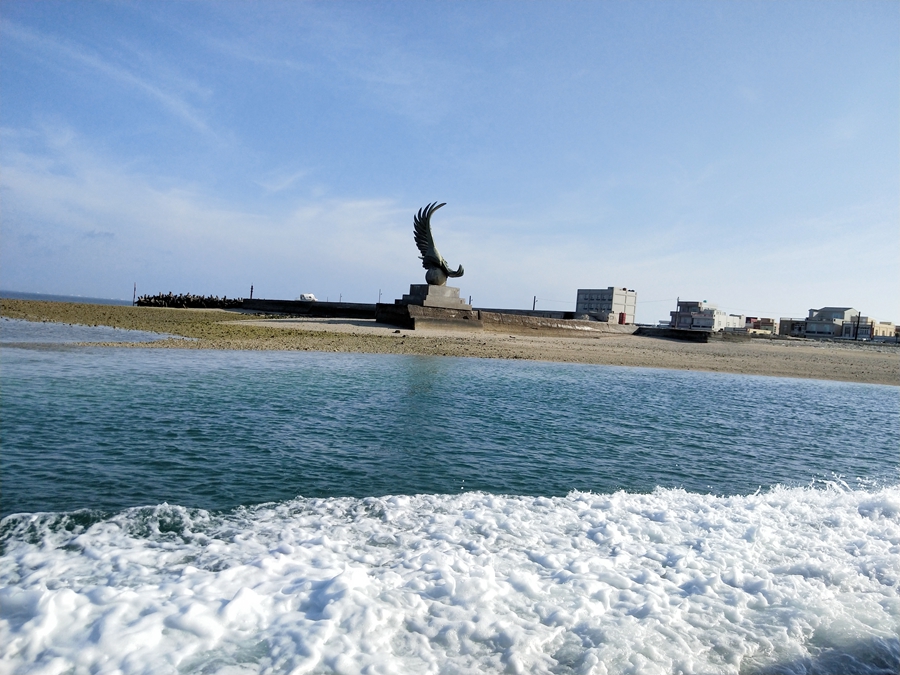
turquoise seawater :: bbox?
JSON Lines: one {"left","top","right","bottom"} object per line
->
{"left": 2, "top": 320, "right": 898, "bottom": 674}
{"left": 2, "top": 329, "right": 896, "bottom": 517}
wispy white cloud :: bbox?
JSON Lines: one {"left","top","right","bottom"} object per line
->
{"left": 188, "top": 5, "right": 467, "bottom": 126}
{"left": 255, "top": 168, "right": 311, "bottom": 194}
{"left": 2, "top": 123, "right": 897, "bottom": 321}
{"left": 320, "top": 31, "right": 466, "bottom": 124}
{"left": 0, "top": 126, "right": 417, "bottom": 298}
{"left": 0, "top": 20, "right": 214, "bottom": 136}
{"left": 199, "top": 33, "right": 315, "bottom": 75}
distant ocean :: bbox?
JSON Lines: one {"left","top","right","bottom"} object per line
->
{"left": 1, "top": 289, "right": 133, "bottom": 305}
{"left": 1, "top": 319, "right": 898, "bottom": 674}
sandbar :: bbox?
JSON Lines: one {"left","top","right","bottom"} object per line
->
{"left": 2, "top": 299, "right": 897, "bottom": 386}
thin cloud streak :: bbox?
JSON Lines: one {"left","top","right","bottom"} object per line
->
{"left": 206, "top": 5, "right": 464, "bottom": 125}
{"left": 255, "top": 169, "right": 311, "bottom": 194}
{"left": 0, "top": 20, "right": 214, "bottom": 136}
{"left": 3, "top": 126, "right": 896, "bottom": 321}
{"left": 1, "top": 3, "right": 896, "bottom": 320}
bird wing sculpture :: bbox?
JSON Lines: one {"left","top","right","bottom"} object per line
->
{"left": 413, "top": 202, "right": 464, "bottom": 283}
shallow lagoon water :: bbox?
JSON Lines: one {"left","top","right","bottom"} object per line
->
{"left": 1, "top": 321, "right": 898, "bottom": 674}
{"left": 2, "top": 344, "right": 897, "bottom": 516}
{"left": 0, "top": 316, "right": 171, "bottom": 345}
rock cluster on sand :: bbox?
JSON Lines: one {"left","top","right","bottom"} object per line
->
{"left": 136, "top": 292, "right": 243, "bottom": 309}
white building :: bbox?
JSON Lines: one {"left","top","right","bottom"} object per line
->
{"left": 669, "top": 300, "right": 745, "bottom": 332}
{"left": 575, "top": 287, "right": 636, "bottom": 324}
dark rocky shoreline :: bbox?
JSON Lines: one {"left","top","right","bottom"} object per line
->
{"left": 136, "top": 292, "right": 243, "bottom": 309}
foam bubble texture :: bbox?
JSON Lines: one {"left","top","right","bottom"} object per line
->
{"left": 2, "top": 486, "right": 899, "bottom": 674}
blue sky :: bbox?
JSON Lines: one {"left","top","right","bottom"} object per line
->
{"left": 2, "top": 1, "right": 897, "bottom": 323}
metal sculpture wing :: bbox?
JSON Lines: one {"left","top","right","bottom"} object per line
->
{"left": 413, "top": 202, "right": 464, "bottom": 282}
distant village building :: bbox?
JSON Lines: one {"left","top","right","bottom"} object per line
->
{"left": 776, "top": 307, "right": 895, "bottom": 340}
{"left": 779, "top": 307, "right": 858, "bottom": 338}
{"left": 876, "top": 322, "right": 897, "bottom": 339}
{"left": 778, "top": 317, "right": 809, "bottom": 338}
{"left": 841, "top": 318, "right": 896, "bottom": 340}
{"left": 575, "top": 287, "right": 636, "bottom": 324}
{"left": 744, "top": 317, "right": 778, "bottom": 334}
{"left": 669, "top": 300, "right": 745, "bottom": 332}
{"left": 805, "top": 307, "right": 859, "bottom": 337}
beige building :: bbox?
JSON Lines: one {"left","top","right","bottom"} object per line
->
{"left": 874, "top": 321, "right": 897, "bottom": 338}
{"left": 841, "top": 317, "right": 896, "bottom": 340}
{"left": 575, "top": 287, "right": 636, "bottom": 324}
{"left": 778, "top": 307, "right": 895, "bottom": 341}
{"left": 779, "top": 307, "right": 858, "bottom": 338}
{"left": 745, "top": 317, "right": 778, "bottom": 334}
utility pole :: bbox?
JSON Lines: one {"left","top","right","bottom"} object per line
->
{"left": 379, "top": 289, "right": 382, "bottom": 303}
{"left": 532, "top": 295, "right": 537, "bottom": 311}
{"left": 854, "top": 312, "right": 861, "bottom": 341}
{"left": 132, "top": 283, "right": 136, "bottom": 306}
{"left": 250, "top": 285, "right": 253, "bottom": 300}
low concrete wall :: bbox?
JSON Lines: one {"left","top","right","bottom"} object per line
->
{"left": 243, "top": 299, "right": 376, "bottom": 319}
{"left": 376, "top": 304, "right": 636, "bottom": 336}
{"left": 375, "top": 304, "right": 483, "bottom": 330}
{"left": 634, "top": 327, "right": 712, "bottom": 342}
{"left": 474, "top": 308, "right": 575, "bottom": 320}
{"left": 479, "top": 311, "right": 636, "bottom": 336}
{"left": 245, "top": 297, "right": 639, "bottom": 337}
{"left": 634, "top": 327, "right": 750, "bottom": 342}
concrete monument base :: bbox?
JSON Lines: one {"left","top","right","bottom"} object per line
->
{"left": 398, "top": 284, "right": 472, "bottom": 310}
{"left": 375, "top": 303, "right": 483, "bottom": 331}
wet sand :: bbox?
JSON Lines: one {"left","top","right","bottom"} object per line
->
{"left": 2, "top": 299, "right": 897, "bottom": 385}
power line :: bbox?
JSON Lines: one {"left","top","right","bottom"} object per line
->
{"left": 534, "top": 297, "right": 574, "bottom": 306}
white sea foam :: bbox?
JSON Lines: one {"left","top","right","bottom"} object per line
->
{"left": 2, "top": 486, "right": 899, "bottom": 674}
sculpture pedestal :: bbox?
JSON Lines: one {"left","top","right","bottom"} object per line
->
{"left": 398, "top": 284, "right": 471, "bottom": 310}
{"left": 375, "top": 284, "right": 478, "bottom": 330}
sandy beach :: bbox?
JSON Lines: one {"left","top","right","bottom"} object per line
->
{"left": 2, "top": 298, "right": 897, "bottom": 385}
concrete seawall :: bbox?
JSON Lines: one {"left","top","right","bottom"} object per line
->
{"left": 242, "top": 298, "right": 638, "bottom": 337}
{"left": 376, "top": 303, "right": 638, "bottom": 335}
{"left": 478, "top": 310, "right": 637, "bottom": 336}
{"left": 634, "top": 327, "right": 753, "bottom": 342}
{"left": 243, "top": 299, "right": 377, "bottom": 319}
